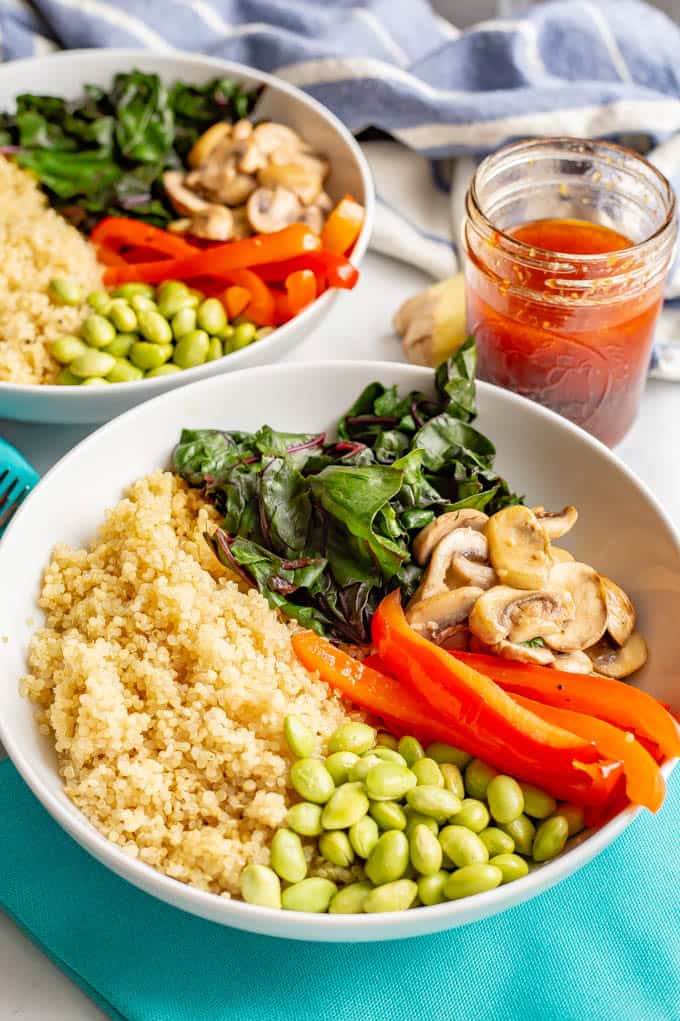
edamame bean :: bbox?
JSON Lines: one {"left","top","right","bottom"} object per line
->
{"left": 138, "top": 308, "right": 172, "bottom": 345}
{"left": 55, "top": 367, "right": 79, "bottom": 385}
{"left": 130, "top": 294, "right": 157, "bottom": 314}
{"left": 479, "top": 827, "right": 515, "bottom": 857}
{"left": 172, "top": 307, "right": 197, "bottom": 339}
{"left": 371, "top": 747, "right": 408, "bottom": 766}
{"left": 80, "top": 376, "right": 108, "bottom": 386}
{"left": 444, "top": 864, "right": 502, "bottom": 900}
{"left": 349, "top": 753, "right": 382, "bottom": 782}
{"left": 48, "top": 277, "right": 82, "bottom": 306}
{"left": 130, "top": 341, "right": 173, "bottom": 371}
{"left": 412, "top": 758, "right": 444, "bottom": 788}
{"left": 146, "top": 363, "right": 182, "bottom": 377}
{"left": 363, "top": 879, "right": 418, "bottom": 913}
{"left": 282, "top": 877, "right": 337, "bottom": 913}
{"left": 376, "top": 732, "right": 398, "bottom": 750}
{"left": 290, "top": 758, "right": 335, "bottom": 804}
{"left": 439, "top": 825, "right": 489, "bottom": 867}
{"left": 404, "top": 810, "right": 439, "bottom": 838}
{"left": 464, "top": 758, "right": 498, "bottom": 800}
{"left": 174, "top": 330, "right": 212, "bottom": 368}
{"left": 207, "top": 337, "right": 223, "bottom": 361}
{"left": 440, "top": 763, "right": 465, "bottom": 800}
{"left": 270, "top": 828, "right": 307, "bottom": 883}
{"left": 349, "top": 815, "right": 379, "bottom": 858}
{"left": 519, "top": 783, "right": 557, "bottom": 819}
{"left": 239, "top": 864, "right": 281, "bottom": 908}
{"left": 397, "top": 736, "right": 425, "bottom": 766}
{"left": 366, "top": 763, "right": 417, "bottom": 801}
{"left": 158, "top": 283, "right": 196, "bottom": 319}
{"left": 197, "top": 297, "right": 228, "bottom": 335}
{"left": 426, "top": 742, "right": 472, "bottom": 768}
{"left": 451, "top": 798, "right": 490, "bottom": 834}
{"left": 417, "top": 870, "right": 449, "bottom": 906}
{"left": 365, "top": 830, "right": 410, "bottom": 885}
{"left": 108, "top": 299, "right": 138, "bottom": 333}
{"left": 532, "top": 815, "right": 569, "bottom": 863}
{"left": 490, "top": 853, "right": 529, "bottom": 884}
{"left": 559, "top": 803, "right": 585, "bottom": 836}
{"left": 86, "top": 289, "right": 112, "bottom": 314}
{"left": 70, "top": 349, "right": 116, "bottom": 379}
{"left": 487, "top": 775, "right": 525, "bottom": 825}
{"left": 227, "top": 322, "right": 257, "bottom": 351}
{"left": 103, "top": 333, "right": 137, "bottom": 358}
{"left": 319, "top": 831, "right": 355, "bottom": 868}
{"left": 283, "top": 714, "right": 315, "bottom": 758}
{"left": 321, "top": 782, "right": 369, "bottom": 829}
{"left": 106, "top": 358, "right": 143, "bottom": 383}
{"left": 328, "top": 722, "right": 376, "bottom": 755}
{"left": 500, "top": 814, "right": 536, "bottom": 856}
{"left": 286, "top": 801, "right": 323, "bottom": 837}
{"left": 325, "top": 751, "right": 358, "bottom": 786}
{"left": 112, "top": 282, "right": 154, "bottom": 300}
{"left": 369, "top": 800, "right": 407, "bottom": 832}
{"left": 405, "top": 786, "right": 461, "bottom": 822}
{"left": 82, "top": 314, "right": 116, "bottom": 349}
{"left": 328, "top": 881, "right": 372, "bottom": 914}
{"left": 410, "top": 824, "right": 443, "bottom": 876}
{"left": 50, "top": 336, "right": 88, "bottom": 364}
{"left": 256, "top": 326, "right": 274, "bottom": 340}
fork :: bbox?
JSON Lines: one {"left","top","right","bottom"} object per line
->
{"left": 0, "top": 467, "right": 31, "bottom": 534}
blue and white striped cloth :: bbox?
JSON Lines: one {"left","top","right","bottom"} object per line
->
{"left": 3, "top": 0, "right": 680, "bottom": 376}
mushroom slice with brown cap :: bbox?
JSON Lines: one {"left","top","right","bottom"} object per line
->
{"left": 406, "top": 586, "right": 483, "bottom": 646}
{"left": 493, "top": 639, "right": 556, "bottom": 666}
{"left": 187, "top": 121, "right": 232, "bottom": 168}
{"left": 545, "top": 562, "right": 608, "bottom": 652}
{"left": 163, "top": 170, "right": 209, "bottom": 215}
{"left": 469, "top": 585, "right": 575, "bottom": 647}
{"left": 411, "top": 528, "right": 489, "bottom": 603}
{"left": 247, "top": 186, "right": 302, "bottom": 233}
{"left": 532, "top": 505, "right": 578, "bottom": 541}
{"left": 552, "top": 650, "right": 593, "bottom": 674}
{"left": 550, "top": 546, "right": 574, "bottom": 564}
{"left": 412, "top": 509, "right": 488, "bottom": 566}
{"left": 487, "top": 505, "right": 552, "bottom": 590}
{"left": 187, "top": 205, "right": 234, "bottom": 242}
{"left": 449, "top": 551, "right": 497, "bottom": 591}
{"left": 258, "top": 162, "right": 323, "bottom": 206}
{"left": 600, "top": 576, "right": 635, "bottom": 646}
{"left": 252, "top": 122, "right": 308, "bottom": 156}
{"left": 187, "top": 163, "right": 257, "bottom": 206}
{"left": 585, "top": 632, "right": 648, "bottom": 678}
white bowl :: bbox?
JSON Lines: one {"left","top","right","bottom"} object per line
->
{"left": 0, "top": 51, "right": 373, "bottom": 425}
{"left": 0, "top": 362, "right": 677, "bottom": 941}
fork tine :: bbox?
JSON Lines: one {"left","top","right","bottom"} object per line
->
{"left": 0, "top": 482, "right": 30, "bottom": 532}
{"left": 0, "top": 474, "right": 18, "bottom": 511}
{"left": 0, "top": 468, "right": 8, "bottom": 485}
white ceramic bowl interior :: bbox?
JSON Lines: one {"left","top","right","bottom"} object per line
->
{"left": 0, "top": 51, "right": 374, "bottom": 425}
{"left": 0, "top": 362, "right": 677, "bottom": 941}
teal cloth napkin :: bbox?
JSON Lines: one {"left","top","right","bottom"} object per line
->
{"left": 1, "top": 759, "right": 678, "bottom": 1021}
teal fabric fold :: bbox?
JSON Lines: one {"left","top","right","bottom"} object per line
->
{"left": 1, "top": 759, "right": 678, "bottom": 1021}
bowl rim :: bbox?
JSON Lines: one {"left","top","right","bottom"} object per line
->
{"left": 1, "top": 359, "right": 677, "bottom": 939}
{"left": 0, "top": 48, "right": 375, "bottom": 397}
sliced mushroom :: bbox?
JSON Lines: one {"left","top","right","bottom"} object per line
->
{"left": 469, "top": 586, "right": 575, "bottom": 646}
{"left": 167, "top": 217, "right": 192, "bottom": 234}
{"left": 297, "top": 205, "right": 324, "bottom": 233}
{"left": 412, "top": 510, "right": 488, "bottom": 566}
{"left": 411, "top": 528, "right": 489, "bottom": 603}
{"left": 187, "top": 163, "right": 257, "bottom": 205}
{"left": 532, "top": 505, "right": 578, "bottom": 540}
{"left": 600, "top": 576, "right": 635, "bottom": 646}
{"left": 252, "top": 122, "right": 307, "bottom": 156}
{"left": 545, "top": 562, "right": 608, "bottom": 652}
{"left": 552, "top": 650, "right": 593, "bottom": 674}
{"left": 585, "top": 632, "right": 648, "bottom": 678}
{"left": 230, "top": 204, "right": 251, "bottom": 240}
{"left": 163, "top": 170, "right": 209, "bottom": 215}
{"left": 492, "top": 639, "right": 556, "bottom": 666}
{"left": 316, "top": 191, "right": 333, "bottom": 211}
{"left": 486, "top": 505, "right": 552, "bottom": 590}
{"left": 187, "top": 121, "right": 232, "bottom": 168}
{"left": 232, "top": 118, "right": 253, "bottom": 141}
{"left": 449, "top": 551, "right": 497, "bottom": 590}
{"left": 258, "top": 162, "right": 323, "bottom": 205}
{"left": 550, "top": 546, "right": 575, "bottom": 564}
{"left": 187, "top": 205, "right": 234, "bottom": 241}
{"left": 406, "top": 587, "right": 483, "bottom": 645}
{"left": 247, "top": 186, "right": 302, "bottom": 233}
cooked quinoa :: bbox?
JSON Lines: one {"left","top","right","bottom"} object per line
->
{"left": 0, "top": 156, "right": 103, "bottom": 385}
{"left": 22, "top": 471, "right": 359, "bottom": 895}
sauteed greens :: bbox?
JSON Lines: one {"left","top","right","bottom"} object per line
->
{"left": 173, "top": 339, "right": 520, "bottom": 642}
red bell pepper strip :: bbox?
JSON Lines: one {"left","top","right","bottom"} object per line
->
{"left": 103, "top": 224, "right": 321, "bottom": 286}
{"left": 220, "top": 269, "right": 275, "bottom": 326}
{"left": 286, "top": 269, "right": 317, "bottom": 314}
{"left": 372, "top": 591, "right": 622, "bottom": 805}
{"left": 224, "top": 285, "right": 252, "bottom": 320}
{"left": 321, "top": 194, "right": 365, "bottom": 254}
{"left": 450, "top": 652, "right": 680, "bottom": 762}
{"left": 253, "top": 251, "right": 359, "bottom": 289}
{"left": 96, "top": 245, "right": 129, "bottom": 267}
{"left": 512, "top": 694, "right": 665, "bottom": 812}
{"left": 91, "top": 217, "right": 198, "bottom": 258}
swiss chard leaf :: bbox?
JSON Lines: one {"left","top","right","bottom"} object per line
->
{"left": 435, "top": 336, "right": 477, "bottom": 422}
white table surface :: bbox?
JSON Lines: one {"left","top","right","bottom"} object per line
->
{"left": 0, "top": 250, "right": 678, "bottom": 1020}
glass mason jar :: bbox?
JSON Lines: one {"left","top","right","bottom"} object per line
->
{"left": 464, "top": 138, "right": 677, "bottom": 446}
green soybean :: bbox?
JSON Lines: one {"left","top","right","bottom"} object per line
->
{"left": 321, "top": 782, "right": 369, "bottom": 830}
{"left": 108, "top": 299, "right": 138, "bottom": 333}
{"left": 102, "top": 333, "right": 137, "bottom": 358}
{"left": 328, "top": 881, "right": 372, "bottom": 914}
{"left": 146, "top": 363, "right": 182, "bottom": 377}
{"left": 171, "top": 307, "right": 197, "bottom": 339}
{"left": 239, "top": 864, "right": 281, "bottom": 909}
{"left": 439, "top": 825, "right": 489, "bottom": 867}
{"left": 325, "top": 751, "right": 358, "bottom": 786}
{"left": 87, "top": 289, "right": 112, "bottom": 314}
{"left": 518, "top": 783, "right": 557, "bottom": 819}
{"left": 464, "top": 758, "right": 498, "bottom": 800}
{"left": 500, "top": 814, "right": 536, "bottom": 856}
{"left": 270, "top": 828, "right": 307, "bottom": 883}
{"left": 365, "top": 762, "right": 417, "bottom": 801}
{"left": 55, "top": 367, "right": 79, "bottom": 385}
{"left": 376, "top": 732, "right": 398, "bottom": 750}
{"left": 256, "top": 326, "right": 275, "bottom": 341}
{"left": 405, "top": 785, "right": 461, "bottom": 822}
{"left": 328, "top": 722, "right": 376, "bottom": 755}
{"left": 138, "top": 308, "right": 172, "bottom": 345}
{"left": 286, "top": 801, "right": 323, "bottom": 837}
{"left": 363, "top": 879, "right": 418, "bottom": 913}
{"left": 290, "top": 758, "right": 335, "bottom": 804}
{"left": 404, "top": 810, "right": 439, "bottom": 838}
{"left": 228, "top": 321, "right": 257, "bottom": 351}
{"left": 559, "top": 803, "right": 585, "bottom": 836}
{"left": 371, "top": 747, "right": 407, "bottom": 766}
{"left": 130, "top": 341, "right": 172, "bottom": 371}
{"left": 130, "top": 294, "right": 157, "bottom": 314}
{"left": 158, "top": 283, "right": 196, "bottom": 318}
{"left": 349, "top": 753, "right": 382, "bottom": 783}
{"left": 319, "top": 831, "right": 355, "bottom": 868}
{"left": 197, "top": 297, "right": 228, "bottom": 335}
{"left": 487, "top": 775, "right": 525, "bottom": 825}
{"left": 282, "top": 877, "right": 337, "bottom": 913}
{"left": 440, "top": 763, "right": 465, "bottom": 800}
{"left": 50, "top": 336, "right": 88, "bottom": 364}
{"left": 48, "top": 277, "right": 82, "bottom": 306}
{"left": 426, "top": 742, "right": 472, "bottom": 768}
{"left": 412, "top": 758, "right": 444, "bottom": 788}
{"left": 451, "top": 798, "right": 490, "bottom": 834}
{"left": 417, "top": 870, "right": 450, "bottom": 906}
{"left": 106, "top": 358, "right": 143, "bottom": 383}
{"left": 206, "top": 336, "right": 223, "bottom": 361}
{"left": 82, "top": 314, "right": 116, "bottom": 349}
{"left": 80, "top": 377, "right": 108, "bottom": 385}
{"left": 70, "top": 349, "right": 116, "bottom": 379}
{"left": 490, "top": 853, "right": 529, "bottom": 884}
{"left": 283, "top": 714, "right": 315, "bottom": 759}
{"left": 444, "top": 864, "right": 502, "bottom": 900}
{"left": 365, "top": 830, "right": 410, "bottom": 885}
{"left": 369, "top": 800, "right": 407, "bottom": 832}
{"left": 112, "top": 283, "right": 154, "bottom": 300}
{"left": 479, "top": 827, "right": 515, "bottom": 857}
{"left": 532, "top": 815, "right": 569, "bottom": 862}
{"left": 397, "top": 735, "right": 425, "bottom": 766}
{"left": 410, "top": 824, "right": 443, "bottom": 876}
{"left": 349, "top": 815, "right": 379, "bottom": 858}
